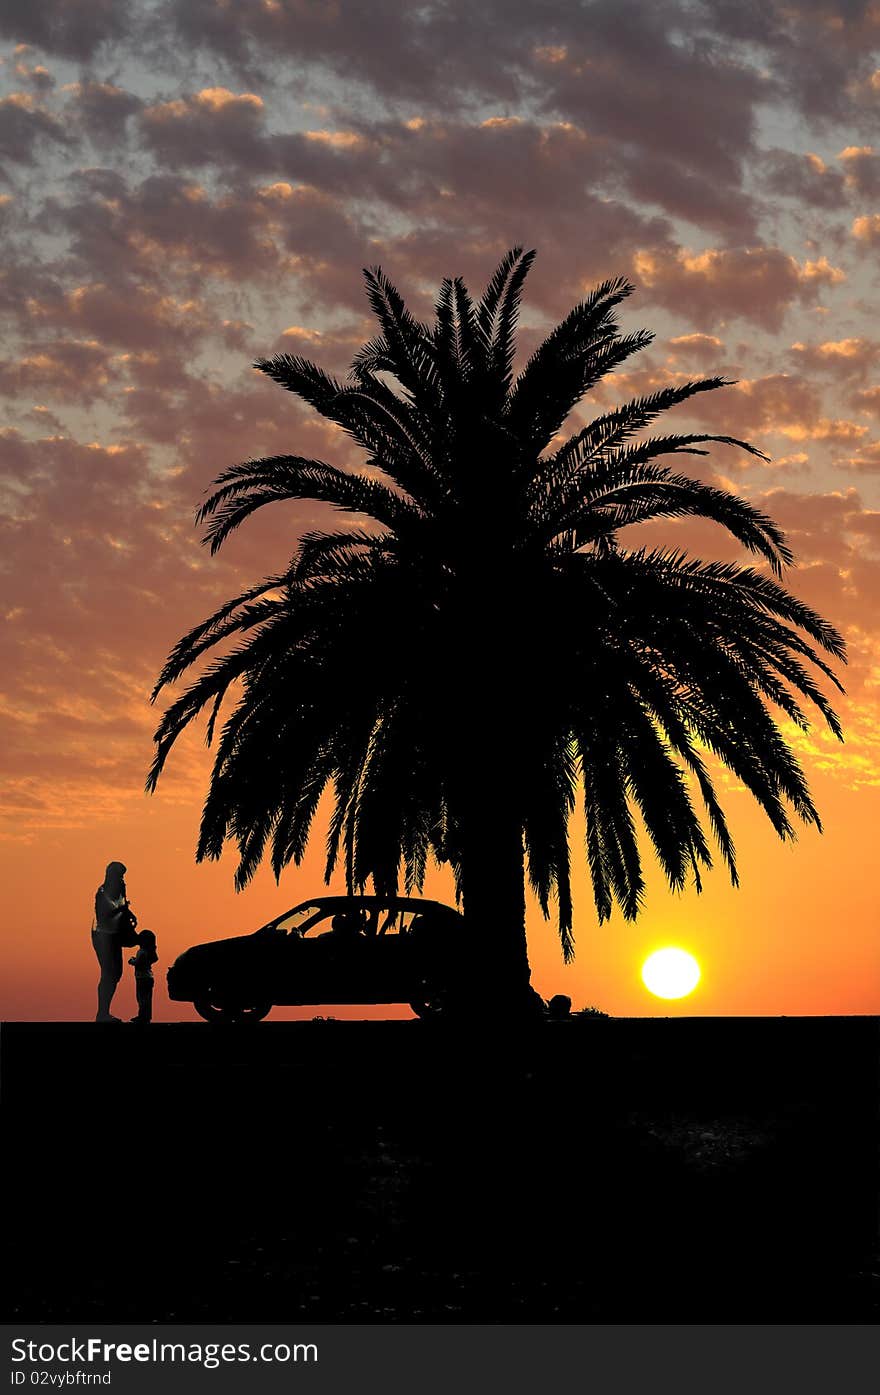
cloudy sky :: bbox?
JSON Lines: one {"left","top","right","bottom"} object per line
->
{"left": 1, "top": 0, "right": 879, "bottom": 1018}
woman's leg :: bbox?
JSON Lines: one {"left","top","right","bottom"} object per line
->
{"left": 92, "top": 933, "right": 122, "bottom": 1021}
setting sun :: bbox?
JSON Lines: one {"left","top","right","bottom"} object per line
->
{"left": 641, "top": 948, "right": 701, "bottom": 999}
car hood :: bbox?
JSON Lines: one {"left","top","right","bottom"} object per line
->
{"left": 168, "top": 934, "right": 257, "bottom": 974}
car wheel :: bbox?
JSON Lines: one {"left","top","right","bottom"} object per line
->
{"left": 193, "top": 994, "right": 272, "bottom": 1024}
{"left": 409, "top": 988, "right": 449, "bottom": 1019}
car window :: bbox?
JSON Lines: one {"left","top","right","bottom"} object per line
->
{"left": 300, "top": 909, "right": 340, "bottom": 937}
{"left": 270, "top": 902, "right": 456, "bottom": 938}
{"left": 274, "top": 904, "right": 326, "bottom": 934}
{"left": 403, "top": 907, "right": 460, "bottom": 934}
{"left": 303, "top": 906, "right": 375, "bottom": 938}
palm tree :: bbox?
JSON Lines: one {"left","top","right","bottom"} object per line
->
{"left": 147, "top": 248, "right": 845, "bottom": 1015}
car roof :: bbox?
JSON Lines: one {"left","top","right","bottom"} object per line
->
{"left": 272, "top": 895, "right": 461, "bottom": 922}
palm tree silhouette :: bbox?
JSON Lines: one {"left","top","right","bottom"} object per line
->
{"left": 147, "top": 249, "right": 845, "bottom": 1015}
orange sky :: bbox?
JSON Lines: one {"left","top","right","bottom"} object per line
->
{"left": 2, "top": 729, "right": 877, "bottom": 1021}
{"left": 1, "top": 3, "right": 879, "bottom": 1019}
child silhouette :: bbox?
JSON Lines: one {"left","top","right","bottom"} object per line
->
{"left": 128, "top": 930, "right": 158, "bottom": 1025}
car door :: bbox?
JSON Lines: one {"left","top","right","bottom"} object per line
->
{"left": 270, "top": 904, "right": 376, "bottom": 1004}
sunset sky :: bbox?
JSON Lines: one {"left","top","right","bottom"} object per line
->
{"left": 1, "top": 0, "right": 879, "bottom": 1020}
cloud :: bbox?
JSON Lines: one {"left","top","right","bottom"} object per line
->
{"left": 118, "top": 368, "right": 360, "bottom": 491}
{"left": 30, "top": 165, "right": 378, "bottom": 314}
{"left": 147, "top": 0, "right": 876, "bottom": 221}
{"left": 774, "top": 418, "right": 868, "bottom": 445}
{"left": 100, "top": 175, "right": 279, "bottom": 282}
{"left": 139, "top": 87, "right": 267, "bottom": 168}
{"left": 143, "top": 0, "right": 816, "bottom": 245}
{"left": 621, "top": 151, "right": 760, "bottom": 236}
{"left": 851, "top": 386, "right": 880, "bottom": 419}
{"left": 721, "top": 376, "right": 817, "bottom": 440}
{"left": 0, "top": 90, "right": 69, "bottom": 164}
{"left": 379, "top": 116, "right": 611, "bottom": 217}
{"left": 275, "top": 321, "right": 369, "bottom": 375}
{"left": 715, "top": 374, "right": 869, "bottom": 450}
{"left": 631, "top": 246, "right": 846, "bottom": 330}
{"left": 0, "top": 412, "right": 343, "bottom": 834}
{"left": 756, "top": 485, "right": 880, "bottom": 576}
{"left": 849, "top": 62, "right": 880, "bottom": 111}
{"left": 789, "top": 337, "right": 880, "bottom": 378}
{"left": 667, "top": 333, "right": 725, "bottom": 362}
{"left": 593, "top": 364, "right": 871, "bottom": 469}
{"left": 23, "top": 280, "right": 214, "bottom": 351}
{"left": 63, "top": 80, "right": 143, "bottom": 146}
{"left": 40, "top": 169, "right": 277, "bottom": 285}
{"left": 13, "top": 58, "right": 55, "bottom": 93}
{"left": 159, "top": 0, "right": 544, "bottom": 103}
{"left": 0, "top": 337, "right": 120, "bottom": 403}
{"left": 761, "top": 149, "right": 847, "bottom": 208}
{"left": 137, "top": 99, "right": 623, "bottom": 237}
{"left": 0, "top": 0, "right": 132, "bottom": 60}
{"left": 852, "top": 212, "right": 880, "bottom": 245}
{"left": 0, "top": 427, "right": 218, "bottom": 775}
{"left": 838, "top": 144, "right": 880, "bottom": 198}
{"left": 842, "top": 440, "right": 880, "bottom": 472}
{"left": 709, "top": 0, "right": 880, "bottom": 124}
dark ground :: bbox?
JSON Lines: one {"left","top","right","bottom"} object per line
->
{"left": 2, "top": 1018, "right": 877, "bottom": 1322}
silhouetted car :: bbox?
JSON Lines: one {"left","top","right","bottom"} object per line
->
{"left": 166, "top": 895, "right": 467, "bottom": 1022}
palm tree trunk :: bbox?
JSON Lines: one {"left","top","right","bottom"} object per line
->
{"left": 458, "top": 790, "right": 534, "bottom": 1007}
{"left": 446, "top": 564, "right": 544, "bottom": 1018}
{"left": 449, "top": 688, "right": 541, "bottom": 1017}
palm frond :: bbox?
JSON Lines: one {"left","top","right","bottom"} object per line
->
{"left": 196, "top": 456, "right": 423, "bottom": 554}
{"left": 529, "top": 379, "right": 762, "bottom": 502}
{"left": 506, "top": 276, "right": 648, "bottom": 447}
{"left": 546, "top": 467, "right": 791, "bottom": 575}
{"left": 477, "top": 247, "right": 537, "bottom": 399}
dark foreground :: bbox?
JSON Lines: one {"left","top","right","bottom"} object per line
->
{"left": 2, "top": 1018, "right": 877, "bottom": 1322}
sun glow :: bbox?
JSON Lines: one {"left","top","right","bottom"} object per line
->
{"left": 641, "top": 948, "right": 701, "bottom": 1000}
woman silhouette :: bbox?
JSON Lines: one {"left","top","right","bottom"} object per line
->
{"left": 92, "top": 860, "right": 137, "bottom": 1023}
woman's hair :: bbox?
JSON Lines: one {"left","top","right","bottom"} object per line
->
{"left": 103, "top": 861, "right": 127, "bottom": 887}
